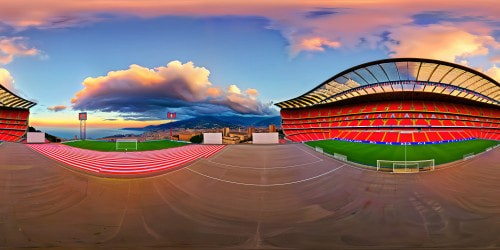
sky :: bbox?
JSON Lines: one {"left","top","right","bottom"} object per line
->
{"left": 0, "top": 0, "right": 498, "bottom": 133}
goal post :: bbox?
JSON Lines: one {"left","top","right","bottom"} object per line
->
{"left": 116, "top": 139, "right": 138, "bottom": 151}
{"left": 377, "top": 159, "right": 435, "bottom": 172}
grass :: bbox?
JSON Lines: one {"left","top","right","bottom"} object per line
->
{"left": 63, "top": 139, "right": 188, "bottom": 152}
{"left": 306, "top": 139, "right": 499, "bottom": 167}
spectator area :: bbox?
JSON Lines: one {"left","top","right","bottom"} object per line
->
{"left": 281, "top": 101, "right": 500, "bottom": 143}
{"left": 0, "top": 108, "right": 30, "bottom": 142}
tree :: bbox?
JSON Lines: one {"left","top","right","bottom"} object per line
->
{"left": 190, "top": 134, "right": 203, "bottom": 144}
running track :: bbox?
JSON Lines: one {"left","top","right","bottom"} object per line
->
{"left": 27, "top": 143, "right": 225, "bottom": 175}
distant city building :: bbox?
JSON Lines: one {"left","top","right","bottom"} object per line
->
{"left": 223, "top": 127, "right": 230, "bottom": 137}
{"left": 179, "top": 132, "right": 199, "bottom": 141}
{"left": 222, "top": 136, "right": 240, "bottom": 144}
{"left": 229, "top": 132, "right": 248, "bottom": 141}
{"left": 269, "top": 124, "right": 277, "bottom": 132}
{"left": 247, "top": 127, "right": 255, "bottom": 138}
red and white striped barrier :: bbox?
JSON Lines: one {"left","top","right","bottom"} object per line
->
{"left": 27, "top": 144, "right": 225, "bottom": 175}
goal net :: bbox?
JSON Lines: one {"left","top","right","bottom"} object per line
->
{"left": 116, "top": 139, "right": 138, "bottom": 151}
{"left": 377, "top": 159, "right": 435, "bottom": 172}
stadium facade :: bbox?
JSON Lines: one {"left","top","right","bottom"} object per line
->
{"left": 0, "top": 84, "right": 36, "bottom": 142}
{"left": 276, "top": 58, "right": 500, "bottom": 144}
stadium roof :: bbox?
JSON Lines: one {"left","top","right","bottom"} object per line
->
{"left": 275, "top": 58, "right": 500, "bottom": 109}
{"left": 0, "top": 84, "right": 36, "bottom": 109}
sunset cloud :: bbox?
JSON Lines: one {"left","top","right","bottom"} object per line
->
{"left": 386, "top": 25, "right": 496, "bottom": 63}
{"left": 0, "top": 68, "right": 16, "bottom": 92}
{"left": 0, "top": 1, "right": 497, "bottom": 62}
{"left": 227, "top": 84, "right": 241, "bottom": 95}
{"left": 71, "top": 61, "right": 274, "bottom": 120}
{"left": 47, "top": 105, "right": 68, "bottom": 112}
{"left": 491, "top": 55, "right": 500, "bottom": 64}
{"left": 245, "top": 88, "right": 259, "bottom": 98}
{"left": 485, "top": 65, "right": 500, "bottom": 82}
{"left": 290, "top": 37, "right": 341, "bottom": 56}
{"left": 0, "top": 37, "right": 40, "bottom": 64}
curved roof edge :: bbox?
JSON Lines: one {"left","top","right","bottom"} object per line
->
{"left": 275, "top": 58, "right": 499, "bottom": 109}
{"left": 0, "top": 84, "right": 37, "bottom": 109}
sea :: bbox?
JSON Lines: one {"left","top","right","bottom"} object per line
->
{"left": 36, "top": 127, "right": 144, "bottom": 140}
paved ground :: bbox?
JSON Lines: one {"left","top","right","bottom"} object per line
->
{"left": 0, "top": 142, "right": 499, "bottom": 249}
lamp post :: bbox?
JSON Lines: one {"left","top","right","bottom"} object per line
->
{"left": 78, "top": 112, "right": 87, "bottom": 140}
{"left": 167, "top": 112, "right": 177, "bottom": 138}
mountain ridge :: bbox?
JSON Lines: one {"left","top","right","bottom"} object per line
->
{"left": 123, "top": 115, "right": 281, "bottom": 131}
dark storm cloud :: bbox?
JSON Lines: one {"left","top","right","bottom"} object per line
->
{"left": 71, "top": 61, "right": 276, "bottom": 120}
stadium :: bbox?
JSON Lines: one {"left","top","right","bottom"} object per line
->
{"left": 0, "top": 58, "right": 499, "bottom": 249}
{"left": 277, "top": 58, "right": 499, "bottom": 170}
{"left": 0, "top": 84, "right": 36, "bottom": 142}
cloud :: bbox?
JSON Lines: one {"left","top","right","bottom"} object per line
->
{"left": 245, "top": 88, "right": 259, "bottom": 98}
{"left": 485, "top": 65, "right": 500, "bottom": 82}
{"left": 47, "top": 105, "right": 68, "bottom": 112}
{"left": 304, "top": 8, "right": 341, "bottom": 19}
{"left": 411, "top": 11, "right": 487, "bottom": 26}
{"left": 71, "top": 60, "right": 275, "bottom": 120}
{"left": 0, "top": 37, "right": 40, "bottom": 64}
{"left": 0, "top": 1, "right": 497, "bottom": 58}
{"left": 206, "top": 87, "right": 223, "bottom": 97}
{"left": 0, "top": 68, "right": 16, "bottom": 93}
{"left": 386, "top": 25, "right": 497, "bottom": 63}
{"left": 227, "top": 84, "right": 241, "bottom": 95}
{"left": 491, "top": 55, "right": 500, "bottom": 63}
{"left": 290, "top": 37, "right": 341, "bottom": 56}
{"left": 0, "top": 1, "right": 497, "bottom": 81}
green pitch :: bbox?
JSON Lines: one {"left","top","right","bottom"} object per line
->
{"left": 63, "top": 139, "right": 187, "bottom": 152}
{"left": 306, "top": 139, "right": 499, "bottom": 166}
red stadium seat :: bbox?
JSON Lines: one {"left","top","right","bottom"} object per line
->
{"left": 372, "top": 119, "right": 384, "bottom": 126}
{"left": 367, "top": 132, "right": 384, "bottom": 141}
{"left": 280, "top": 99, "right": 499, "bottom": 143}
{"left": 442, "top": 120, "right": 454, "bottom": 126}
{"left": 0, "top": 108, "right": 29, "bottom": 142}
{"left": 439, "top": 132, "right": 454, "bottom": 140}
{"left": 400, "top": 119, "right": 413, "bottom": 126}
{"left": 386, "top": 119, "right": 398, "bottom": 126}
{"left": 415, "top": 119, "right": 429, "bottom": 126}
{"left": 413, "top": 101, "right": 425, "bottom": 111}
{"left": 387, "top": 101, "right": 400, "bottom": 111}
{"left": 399, "top": 133, "right": 413, "bottom": 143}
{"left": 401, "top": 101, "right": 411, "bottom": 111}
{"left": 383, "top": 132, "right": 398, "bottom": 142}
{"left": 413, "top": 132, "right": 428, "bottom": 142}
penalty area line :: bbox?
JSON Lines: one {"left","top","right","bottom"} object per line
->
{"left": 185, "top": 164, "right": 346, "bottom": 187}
{"left": 206, "top": 144, "right": 323, "bottom": 170}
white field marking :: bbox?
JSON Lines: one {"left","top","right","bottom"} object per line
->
{"left": 206, "top": 145, "right": 231, "bottom": 161}
{"left": 301, "top": 146, "right": 381, "bottom": 172}
{"left": 299, "top": 144, "right": 486, "bottom": 174}
{"left": 328, "top": 146, "right": 499, "bottom": 174}
{"left": 390, "top": 146, "right": 500, "bottom": 173}
{"left": 185, "top": 164, "right": 346, "bottom": 187}
{"left": 206, "top": 145, "right": 323, "bottom": 170}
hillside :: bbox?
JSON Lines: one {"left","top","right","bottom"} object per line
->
{"left": 124, "top": 115, "right": 281, "bottom": 131}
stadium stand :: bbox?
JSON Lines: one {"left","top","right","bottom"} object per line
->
{"left": 0, "top": 84, "right": 35, "bottom": 142}
{"left": 276, "top": 58, "right": 499, "bottom": 145}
